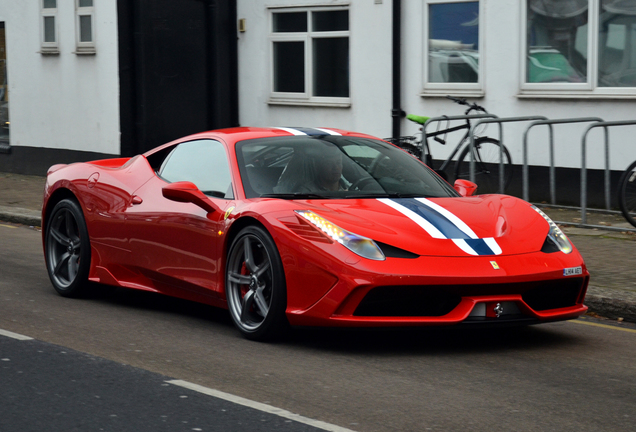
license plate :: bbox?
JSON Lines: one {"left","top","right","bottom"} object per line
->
{"left": 563, "top": 266, "right": 582, "bottom": 276}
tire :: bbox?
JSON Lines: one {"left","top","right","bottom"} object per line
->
{"left": 44, "top": 198, "right": 91, "bottom": 297}
{"left": 225, "top": 225, "right": 288, "bottom": 340}
{"left": 618, "top": 159, "right": 636, "bottom": 228}
{"left": 454, "top": 137, "right": 513, "bottom": 194}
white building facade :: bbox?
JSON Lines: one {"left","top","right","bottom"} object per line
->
{"left": 1, "top": 1, "right": 635, "bottom": 206}
{"left": 236, "top": 0, "right": 636, "bottom": 189}
{"left": 0, "top": 0, "right": 120, "bottom": 157}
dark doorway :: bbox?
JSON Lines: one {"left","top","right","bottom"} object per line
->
{"left": 118, "top": 0, "right": 238, "bottom": 156}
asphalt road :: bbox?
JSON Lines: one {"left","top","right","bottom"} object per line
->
{"left": 1, "top": 223, "right": 635, "bottom": 432}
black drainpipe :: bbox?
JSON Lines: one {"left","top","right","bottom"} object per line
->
{"left": 391, "top": 0, "right": 404, "bottom": 139}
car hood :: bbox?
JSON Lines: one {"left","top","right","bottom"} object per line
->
{"left": 279, "top": 195, "right": 551, "bottom": 257}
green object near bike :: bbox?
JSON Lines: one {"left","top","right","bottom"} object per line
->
{"left": 406, "top": 114, "right": 430, "bottom": 125}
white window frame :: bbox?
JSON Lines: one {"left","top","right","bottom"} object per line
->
{"left": 268, "top": 4, "right": 351, "bottom": 107}
{"left": 519, "top": 0, "right": 636, "bottom": 98}
{"left": 75, "top": 0, "right": 96, "bottom": 54}
{"left": 422, "top": 0, "right": 485, "bottom": 97}
{"left": 40, "top": 0, "right": 59, "bottom": 54}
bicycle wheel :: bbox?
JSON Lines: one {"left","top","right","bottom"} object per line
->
{"left": 618, "top": 159, "right": 636, "bottom": 228}
{"left": 454, "top": 137, "right": 513, "bottom": 194}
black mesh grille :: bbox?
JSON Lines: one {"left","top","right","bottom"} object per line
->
{"left": 521, "top": 278, "right": 585, "bottom": 311}
{"left": 354, "top": 286, "right": 461, "bottom": 317}
{"left": 353, "top": 277, "right": 586, "bottom": 317}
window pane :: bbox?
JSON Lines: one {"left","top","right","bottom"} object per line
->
{"left": 44, "top": 16, "right": 55, "bottom": 43}
{"left": 79, "top": 0, "right": 93, "bottom": 7}
{"left": 312, "top": 10, "right": 349, "bottom": 32}
{"left": 43, "top": 0, "right": 57, "bottom": 9}
{"left": 79, "top": 15, "right": 92, "bottom": 42}
{"left": 598, "top": 1, "right": 636, "bottom": 87}
{"left": 526, "top": 0, "right": 588, "bottom": 83}
{"left": 313, "top": 37, "right": 349, "bottom": 97}
{"left": 160, "top": 140, "right": 232, "bottom": 197}
{"left": 273, "top": 12, "right": 307, "bottom": 32}
{"left": 273, "top": 41, "right": 305, "bottom": 93}
{"left": 428, "top": 2, "right": 479, "bottom": 83}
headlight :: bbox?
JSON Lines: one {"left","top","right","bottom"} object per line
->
{"left": 295, "top": 210, "right": 385, "bottom": 261}
{"left": 531, "top": 205, "right": 572, "bottom": 254}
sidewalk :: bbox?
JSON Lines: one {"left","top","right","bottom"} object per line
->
{"left": 1, "top": 171, "right": 635, "bottom": 323}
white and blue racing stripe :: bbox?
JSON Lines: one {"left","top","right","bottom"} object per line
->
{"left": 274, "top": 127, "right": 341, "bottom": 136}
{"left": 378, "top": 197, "right": 502, "bottom": 256}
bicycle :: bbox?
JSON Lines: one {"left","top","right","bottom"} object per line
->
{"left": 386, "top": 96, "right": 512, "bottom": 194}
{"left": 618, "top": 159, "right": 636, "bottom": 227}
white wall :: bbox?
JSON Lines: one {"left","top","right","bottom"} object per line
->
{"left": 237, "top": 0, "right": 394, "bottom": 138}
{"left": 238, "top": 0, "right": 636, "bottom": 172}
{"left": 0, "top": 0, "right": 120, "bottom": 155}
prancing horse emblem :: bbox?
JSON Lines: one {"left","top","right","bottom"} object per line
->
{"left": 493, "top": 303, "right": 504, "bottom": 318}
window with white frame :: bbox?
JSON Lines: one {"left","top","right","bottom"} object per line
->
{"left": 41, "top": 0, "right": 59, "bottom": 54}
{"left": 75, "top": 0, "right": 95, "bottom": 53}
{"left": 269, "top": 6, "right": 349, "bottom": 105}
{"left": 423, "top": 0, "right": 483, "bottom": 96}
{"left": 523, "top": 0, "right": 636, "bottom": 96}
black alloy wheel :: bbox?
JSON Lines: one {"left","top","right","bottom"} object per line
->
{"left": 225, "top": 225, "right": 288, "bottom": 340}
{"left": 45, "top": 198, "right": 91, "bottom": 297}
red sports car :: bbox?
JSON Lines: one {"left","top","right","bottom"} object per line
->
{"left": 42, "top": 127, "right": 589, "bottom": 340}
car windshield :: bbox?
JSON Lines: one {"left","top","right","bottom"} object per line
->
{"left": 236, "top": 135, "right": 459, "bottom": 199}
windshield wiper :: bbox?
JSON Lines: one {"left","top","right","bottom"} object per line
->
{"left": 259, "top": 193, "right": 330, "bottom": 199}
{"left": 344, "top": 192, "right": 428, "bottom": 199}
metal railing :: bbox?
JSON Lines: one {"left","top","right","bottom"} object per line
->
{"left": 522, "top": 117, "right": 603, "bottom": 204}
{"left": 468, "top": 116, "right": 548, "bottom": 192}
{"left": 580, "top": 120, "right": 636, "bottom": 226}
{"left": 420, "top": 113, "right": 498, "bottom": 163}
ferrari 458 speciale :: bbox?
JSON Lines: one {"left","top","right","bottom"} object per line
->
{"left": 42, "top": 127, "right": 589, "bottom": 340}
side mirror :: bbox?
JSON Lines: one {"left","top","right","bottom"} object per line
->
{"left": 162, "top": 181, "right": 220, "bottom": 214}
{"left": 453, "top": 179, "right": 478, "bottom": 197}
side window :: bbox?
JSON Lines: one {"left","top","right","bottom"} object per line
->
{"left": 423, "top": 0, "right": 482, "bottom": 96}
{"left": 159, "top": 139, "right": 234, "bottom": 199}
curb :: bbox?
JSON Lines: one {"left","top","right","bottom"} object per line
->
{"left": 585, "top": 294, "right": 636, "bottom": 323}
{"left": 0, "top": 206, "right": 41, "bottom": 227}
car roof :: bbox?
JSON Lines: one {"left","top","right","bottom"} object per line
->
{"left": 144, "top": 127, "right": 379, "bottom": 156}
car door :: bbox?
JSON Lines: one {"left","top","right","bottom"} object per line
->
{"left": 125, "top": 139, "right": 235, "bottom": 300}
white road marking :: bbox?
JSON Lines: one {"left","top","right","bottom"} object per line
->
{"left": 0, "top": 329, "right": 34, "bottom": 340}
{"left": 166, "top": 379, "right": 358, "bottom": 432}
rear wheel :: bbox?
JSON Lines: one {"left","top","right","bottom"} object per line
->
{"left": 44, "top": 198, "right": 91, "bottom": 297}
{"left": 454, "top": 137, "right": 513, "bottom": 194}
{"left": 225, "top": 226, "right": 288, "bottom": 340}
{"left": 618, "top": 159, "right": 636, "bottom": 228}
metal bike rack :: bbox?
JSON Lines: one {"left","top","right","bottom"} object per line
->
{"left": 469, "top": 116, "right": 548, "bottom": 193}
{"left": 522, "top": 117, "right": 603, "bottom": 204}
{"left": 421, "top": 113, "right": 498, "bottom": 163}
{"left": 580, "top": 120, "right": 636, "bottom": 226}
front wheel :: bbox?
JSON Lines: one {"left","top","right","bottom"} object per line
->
{"left": 454, "top": 137, "right": 513, "bottom": 194}
{"left": 44, "top": 198, "right": 91, "bottom": 297}
{"left": 225, "top": 226, "right": 288, "bottom": 340}
{"left": 618, "top": 159, "right": 636, "bottom": 228}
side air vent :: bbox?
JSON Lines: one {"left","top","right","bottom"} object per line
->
{"left": 375, "top": 241, "right": 419, "bottom": 259}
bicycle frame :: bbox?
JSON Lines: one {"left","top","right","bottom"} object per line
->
{"left": 417, "top": 113, "right": 498, "bottom": 171}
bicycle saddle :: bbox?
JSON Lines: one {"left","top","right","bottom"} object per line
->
{"left": 406, "top": 114, "right": 430, "bottom": 125}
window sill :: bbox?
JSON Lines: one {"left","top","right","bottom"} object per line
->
{"left": 419, "top": 90, "right": 484, "bottom": 99}
{"left": 517, "top": 91, "right": 636, "bottom": 100}
{"left": 39, "top": 49, "right": 60, "bottom": 56}
{"left": 74, "top": 47, "right": 96, "bottom": 55}
{"left": 268, "top": 98, "right": 351, "bottom": 108}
